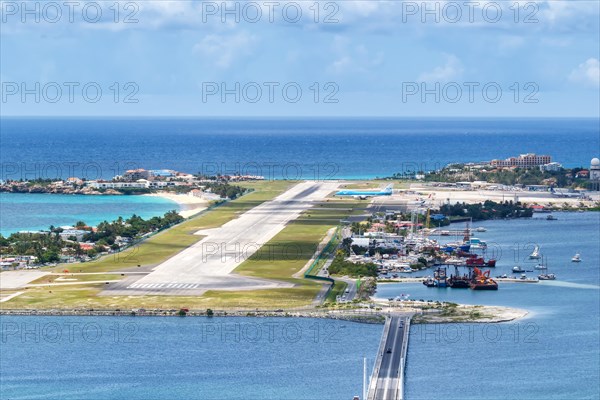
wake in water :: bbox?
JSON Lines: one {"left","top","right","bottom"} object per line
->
{"left": 539, "top": 281, "right": 600, "bottom": 290}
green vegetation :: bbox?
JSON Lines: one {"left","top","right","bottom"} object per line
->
{"left": 328, "top": 251, "right": 378, "bottom": 278}
{"left": 325, "top": 281, "right": 348, "bottom": 303}
{"left": 337, "top": 180, "right": 410, "bottom": 190}
{"left": 0, "top": 211, "right": 185, "bottom": 265}
{"left": 203, "top": 182, "right": 246, "bottom": 199}
{"left": 0, "top": 232, "right": 64, "bottom": 264}
{"left": 439, "top": 200, "right": 533, "bottom": 220}
{"left": 85, "top": 211, "right": 184, "bottom": 242}
{"left": 423, "top": 164, "right": 593, "bottom": 189}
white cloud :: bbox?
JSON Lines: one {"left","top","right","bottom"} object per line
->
{"left": 328, "top": 37, "right": 384, "bottom": 74}
{"left": 418, "top": 54, "right": 463, "bottom": 83}
{"left": 499, "top": 36, "right": 525, "bottom": 51}
{"left": 569, "top": 58, "right": 600, "bottom": 88}
{"left": 193, "top": 32, "right": 257, "bottom": 69}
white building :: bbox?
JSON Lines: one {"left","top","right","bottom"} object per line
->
{"left": 59, "top": 229, "right": 88, "bottom": 241}
{"left": 87, "top": 180, "right": 176, "bottom": 190}
{"left": 540, "top": 162, "right": 563, "bottom": 172}
{"left": 590, "top": 158, "right": 600, "bottom": 191}
{"left": 491, "top": 153, "right": 551, "bottom": 168}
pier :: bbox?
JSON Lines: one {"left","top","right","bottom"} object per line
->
{"left": 367, "top": 315, "right": 411, "bottom": 400}
{"left": 428, "top": 229, "right": 469, "bottom": 236}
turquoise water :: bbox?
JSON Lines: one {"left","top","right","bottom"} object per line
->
{"left": 376, "top": 212, "right": 600, "bottom": 400}
{"left": 0, "top": 193, "right": 180, "bottom": 236}
{"left": 0, "top": 317, "right": 381, "bottom": 400}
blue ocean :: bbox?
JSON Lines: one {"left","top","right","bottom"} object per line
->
{"left": 1, "top": 118, "right": 598, "bottom": 180}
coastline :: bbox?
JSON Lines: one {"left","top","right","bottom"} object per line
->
{"left": 144, "top": 193, "right": 208, "bottom": 219}
{"left": 0, "top": 303, "right": 528, "bottom": 324}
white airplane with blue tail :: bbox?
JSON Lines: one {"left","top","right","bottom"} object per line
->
{"left": 335, "top": 184, "right": 393, "bottom": 199}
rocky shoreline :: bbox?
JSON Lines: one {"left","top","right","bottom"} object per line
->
{"left": 0, "top": 303, "right": 527, "bottom": 324}
{"left": 0, "top": 308, "right": 387, "bottom": 324}
{"left": 1, "top": 184, "right": 122, "bottom": 195}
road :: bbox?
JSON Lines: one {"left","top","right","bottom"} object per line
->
{"left": 371, "top": 316, "right": 408, "bottom": 400}
{"left": 118, "top": 181, "right": 339, "bottom": 295}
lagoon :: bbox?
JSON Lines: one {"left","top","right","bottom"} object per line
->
{"left": 0, "top": 193, "right": 179, "bottom": 236}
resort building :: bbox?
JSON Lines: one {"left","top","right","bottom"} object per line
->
{"left": 123, "top": 169, "right": 151, "bottom": 181}
{"left": 491, "top": 153, "right": 551, "bottom": 168}
{"left": 539, "top": 162, "right": 563, "bottom": 172}
{"left": 59, "top": 229, "right": 88, "bottom": 242}
{"left": 149, "top": 169, "right": 175, "bottom": 178}
{"left": 88, "top": 181, "right": 147, "bottom": 189}
{"left": 87, "top": 180, "right": 176, "bottom": 190}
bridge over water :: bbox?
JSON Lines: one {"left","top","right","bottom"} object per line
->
{"left": 367, "top": 315, "right": 411, "bottom": 400}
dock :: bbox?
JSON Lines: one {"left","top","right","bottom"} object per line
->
{"left": 428, "top": 229, "right": 469, "bottom": 236}
{"left": 367, "top": 315, "right": 411, "bottom": 400}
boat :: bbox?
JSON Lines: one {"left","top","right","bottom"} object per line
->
{"left": 465, "top": 257, "right": 496, "bottom": 267}
{"left": 467, "top": 237, "right": 487, "bottom": 249}
{"left": 528, "top": 245, "right": 541, "bottom": 259}
{"left": 434, "top": 267, "right": 448, "bottom": 288}
{"left": 538, "top": 257, "right": 556, "bottom": 280}
{"left": 518, "top": 273, "right": 539, "bottom": 282}
{"left": 442, "top": 245, "right": 456, "bottom": 253}
{"left": 469, "top": 268, "right": 498, "bottom": 290}
{"left": 458, "top": 243, "right": 471, "bottom": 252}
{"left": 571, "top": 253, "right": 581, "bottom": 262}
{"left": 422, "top": 277, "right": 437, "bottom": 287}
{"left": 442, "top": 243, "right": 471, "bottom": 253}
{"left": 475, "top": 227, "right": 487, "bottom": 232}
{"left": 448, "top": 275, "right": 470, "bottom": 288}
{"left": 538, "top": 273, "right": 556, "bottom": 280}
{"left": 546, "top": 215, "right": 557, "bottom": 220}
{"left": 445, "top": 257, "right": 466, "bottom": 265}
{"left": 512, "top": 265, "right": 524, "bottom": 272}
{"left": 534, "top": 263, "right": 547, "bottom": 270}
{"left": 447, "top": 266, "right": 470, "bottom": 288}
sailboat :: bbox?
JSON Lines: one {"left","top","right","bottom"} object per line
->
{"left": 538, "top": 256, "right": 556, "bottom": 280}
{"left": 529, "top": 245, "right": 541, "bottom": 259}
{"left": 571, "top": 253, "right": 581, "bottom": 262}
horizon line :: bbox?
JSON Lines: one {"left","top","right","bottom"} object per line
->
{"left": 1, "top": 115, "right": 599, "bottom": 120}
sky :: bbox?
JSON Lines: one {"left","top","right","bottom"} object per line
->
{"left": 1, "top": 0, "right": 599, "bottom": 117}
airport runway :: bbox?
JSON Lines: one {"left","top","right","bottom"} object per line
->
{"left": 110, "top": 181, "right": 339, "bottom": 295}
{"left": 0, "top": 270, "right": 49, "bottom": 289}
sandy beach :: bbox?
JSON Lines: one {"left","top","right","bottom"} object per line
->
{"left": 145, "top": 193, "right": 209, "bottom": 218}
